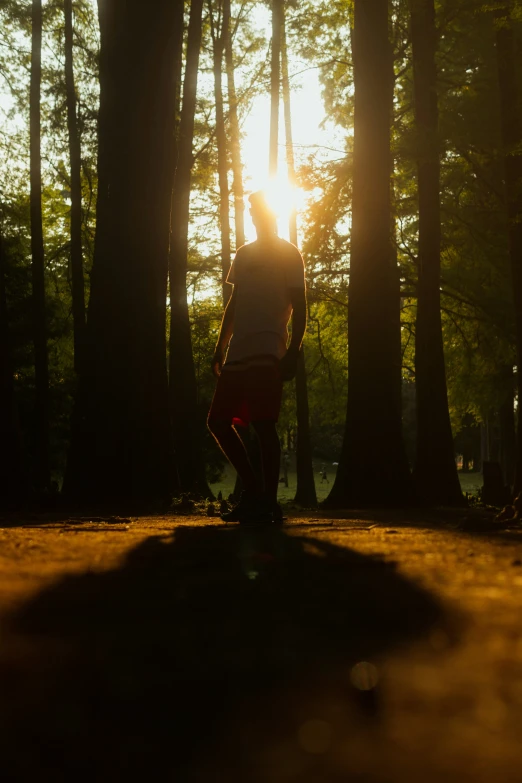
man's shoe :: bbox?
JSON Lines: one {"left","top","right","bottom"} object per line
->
{"left": 221, "top": 491, "right": 256, "bottom": 522}
{"left": 240, "top": 498, "right": 285, "bottom": 525}
{"left": 239, "top": 497, "right": 273, "bottom": 525}
{"left": 221, "top": 492, "right": 283, "bottom": 525}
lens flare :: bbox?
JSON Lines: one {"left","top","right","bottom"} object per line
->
{"left": 265, "top": 175, "right": 303, "bottom": 221}
{"left": 244, "top": 174, "right": 304, "bottom": 241}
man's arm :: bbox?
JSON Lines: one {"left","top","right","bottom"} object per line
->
{"left": 212, "top": 286, "right": 237, "bottom": 377}
{"left": 280, "top": 287, "right": 307, "bottom": 381}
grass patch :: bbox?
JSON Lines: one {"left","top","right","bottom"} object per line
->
{"left": 210, "top": 466, "right": 483, "bottom": 504}
{"left": 210, "top": 465, "right": 335, "bottom": 504}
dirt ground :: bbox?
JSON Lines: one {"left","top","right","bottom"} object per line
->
{"left": 1, "top": 510, "right": 522, "bottom": 782}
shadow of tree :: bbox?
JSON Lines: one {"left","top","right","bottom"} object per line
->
{"left": 0, "top": 525, "right": 449, "bottom": 781}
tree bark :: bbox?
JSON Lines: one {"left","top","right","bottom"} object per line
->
{"left": 30, "top": 0, "right": 50, "bottom": 492}
{"left": 64, "top": 0, "right": 179, "bottom": 510}
{"left": 293, "top": 348, "right": 317, "bottom": 505}
{"left": 281, "top": 9, "right": 317, "bottom": 507}
{"left": 499, "top": 365, "right": 516, "bottom": 488}
{"left": 0, "top": 233, "right": 26, "bottom": 507}
{"left": 64, "top": 0, "right": 86, "bottom": 374}
{"left": 224, "top": 0, "right": 245, "bottom": 499}
{"left": 269, "top": 0, "right": 282, "bottom": 177}
{"left": 326, "top": 0, "right": 411, "bottom": 508}
{"left": 410, "top": 0, "right": 463, "bottom": 505}
{"left": 169, "top": 0, "right": 212, "bottom": 498}
{"left": 389, "top": 9, "right": 403, "bottom": 445}
{"left": 225, "top": 1, "right": 245, "bottom": 251}
{"left": 210, "top": 0, "right": 232, "bottom": 305}
{"left": 495, "top": 3, "right": 522, "bottom": 495}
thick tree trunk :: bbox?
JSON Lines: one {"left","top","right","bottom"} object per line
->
{"left": 495, "top": 5, "right": 522, "bottom": 495}
{"left": 169, "top": 0, "right": 212, "bottom": 498}
{"left": 225, "top": 1, "right": 245, "bottom": 251}
{"left": 64, "top": 0, "right": 179, "bottom": 510}
{"left": 211, "top": 1, "right": 232, "bottom": 305}
{"left": 64, "top": 0, "right": 86, "bottom": 374}
{"left": 269, "top": 0, "right": 282, "bottom": 177}
{"left": 225, "top": 0, "right": 245, "bottom": 499}
{"left": 168, "top": 0, "right": 184, "bottom": 498}
{"left": 30, "top": 0, "right": 50, "bottom": 492}
{"left": 0, "top": 233, "right": 26, "bottom": 507}
{"left": 499, "top": 365, "right": 516, "bottom": 488}
{"left": 389, "top": 15, "right": 403, "bottom": 441}
{"left": 326, "top": 0, "right": 411, "bottom": 508}
{"left": 294, "top": 348, "right": 317, "bottom": 505}
{"left": 281, "top": 11, "right": 317, "bottom": 507}
{"left": 410, "top": 0, "right": 463, "bottom": 505}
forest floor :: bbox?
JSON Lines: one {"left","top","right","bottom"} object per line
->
{"left": 0, "top": 506, "right": 521, "bottom": 781}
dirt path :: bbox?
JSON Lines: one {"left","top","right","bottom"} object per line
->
{"left": 1, "top": 513, "right": 522, "bottom": 781}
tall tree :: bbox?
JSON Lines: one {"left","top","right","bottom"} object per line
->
{"left": 225, "top": 0, "right": 245, "bottom": 251}
{"left": 327, "top": 0, "right": 411, "bottom": 507}
{"left": 225, "top": 0, "right": 245, "bottom": 500}
{"left": 281, "top": 6, "right": 317, "bottom": 507}
{"left": 495, "top": 1, "right": 522, "bottom": 494}
{"left": 169, "top": 0, "right": 212, "bottom": 498}
{"left": 390, "top": 10, "right": 403, "bottom": 460}
{"left": 411, "top": 0, "right": 463, "bottom": 505}
{"left": 30, "top": 0, "right": 50, "bottom": 492}
{"left": 0, "top": 231, "right": 26, "bottom": 507}
{"left": 269, "top": 0, "right": 282, "bottom": 177}
{"left": 64, "top": 0, "right": 179, "bottom": 509}
{"left": 499, "top": 364, "right": 517, "bottom": 488}
{"left": 63, "top": 0, "right": 86, "bottom": 373}
{"left": 209, "top": 0, "right": 232, "bottom": 305}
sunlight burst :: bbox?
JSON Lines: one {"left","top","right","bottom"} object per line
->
{"left": 244, "top": 173, "right": 305, "bottom": 243}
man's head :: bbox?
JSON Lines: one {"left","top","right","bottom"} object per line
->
{"left": 249, "top": 190, "right": 277, "bottom": 237}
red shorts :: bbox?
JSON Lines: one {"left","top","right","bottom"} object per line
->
{"left": 208, "top": 355, "right": 283, "bottom": 427}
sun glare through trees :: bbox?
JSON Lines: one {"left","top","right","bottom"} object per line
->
{"left": 0, "top": 0, "right": 521, "bottom": 512}
{"left": 4, "top": 3, "right": 522, "bottom": 780}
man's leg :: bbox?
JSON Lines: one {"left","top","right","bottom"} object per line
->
{"left": 208, "top": 418, "right": 259, "bottom": 494}
{"left": 251, "top": 419, "right": 281, "bottom": 503}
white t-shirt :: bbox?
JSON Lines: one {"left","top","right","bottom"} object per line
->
{"left": 225, "top": 236, "right": 305, "bottom": 364}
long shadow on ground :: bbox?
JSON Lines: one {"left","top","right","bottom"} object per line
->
{"left": 0, "top": 525, "right": 449, "bottom": 782}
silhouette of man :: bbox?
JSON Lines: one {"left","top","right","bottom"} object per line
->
{"left": 208, "top": 190, "right": 307, "bottom": 523}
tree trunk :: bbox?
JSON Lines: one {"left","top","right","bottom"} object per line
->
{"left": 210, "top": 0, "right": 232, "bottom": 305}
{"left": 389, "top": 12, "right": 403, "bottom": 444}
{"left": 64, "top": 0, "right": 86, "bottom": 374}
{"left": 225, "top": 0, "right": 245, "bottom": 498}
{"left": 410, "top": 0, "right": 463, "bottom": 505}
{"left": 498, "top": 365, "right": 517, "bottom": 488}
{"left": 64, "top": 0, "right": 179, "bottom": 510}
{"left": 0, "top": 233, "right": 26, "bottom": 507}
{"left": 170, "top": 0, "right": 184, "bottom": 189}
{"left": 326, "top": 0, "right": 411, "bottom": 508}
{"left": 495, "top": 4, "right": 522, "bottom": 495}
{"left": 269, "top": 0, "right": 282, "bottom": 177}
{"left": 169, "top": 0, "right": 212, "bottom": 498}
{"left": 225, "top": 1, "right": 245, "bottom": 251}
{"left": 30, "top": 0, "right": 50, "bottom": 492}
{"left": 281, "top": 9, "right": 317, "bottom": 507}
{"left": 294, "top": 348, "right": 317, "bottom": 505}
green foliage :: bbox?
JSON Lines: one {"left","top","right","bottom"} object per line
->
{"left": 1, "top": 0, "right": 98, "bottom": 481}
{"left": 1, "top": 0, "right": 521, "bottom": 485}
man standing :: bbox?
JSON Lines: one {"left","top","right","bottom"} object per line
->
{"left": 208, "top": 191, "right": 307, "bottom": 523}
